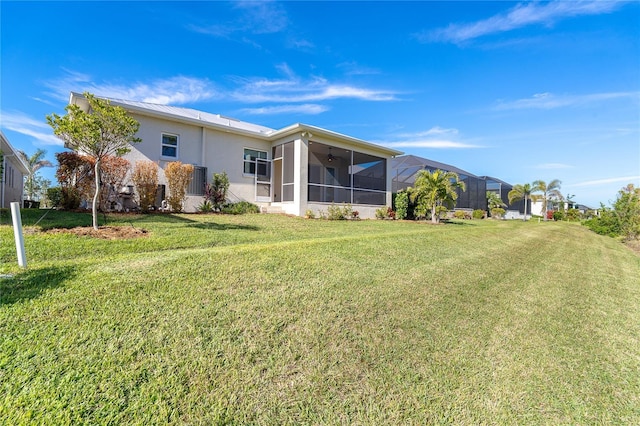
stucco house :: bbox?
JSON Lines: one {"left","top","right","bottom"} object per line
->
{"left": 0, "top": 130, "right": 29, "bottom": 209}
{"left": 68, "top": 92, "right": 402, "bottom": 218}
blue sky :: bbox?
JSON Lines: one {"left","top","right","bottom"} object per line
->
{"left": 1, "top": 0, "right": 638, "bottom": 207}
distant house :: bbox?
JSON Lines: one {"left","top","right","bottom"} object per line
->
{"left": 391, "top": 154, "right": 487, "bottom": 211}
{"left": 68, "top": 92, "right": 403, "bottom": 218}
{"left": 0, "top": 130, "right": 29, "bottom": 209}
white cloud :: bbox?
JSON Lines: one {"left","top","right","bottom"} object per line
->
{"left": 240, "top": 104, "right": 329, "bottom": 115}
{"left": 384, "top": 140, "right": 480, "bottom": 149}
{"left": 572, "top": 176, "right": 640, "bottom": 187}
{"left": 43, "top": 71, "right": 218, "bottom": 105}
{"left": 494, "top": 91, "right": 640, "bottom": 111}
{"left": 0, "top": 111, "right": 63, "bottom": 146}
{"left": 230, "top": 65, "right": 399, "bottom": 103}
{"left": 189, "top": 0, "right": 288, "bottom": 37}
{"left": 377, "top": 127, "right": 482, "bottom": 149}
{"left": 423, "top": 1, "right": 625, "bottom": 44}
{"left": 40, "top": 66, "right": 398, "bottom": 117}
{"left": 337, "top": 61, "right": 381, "bottom": 76}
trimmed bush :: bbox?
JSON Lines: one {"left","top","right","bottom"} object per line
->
{"left": 327, "top": 203, "right": 352, "bottom": 220}
{"left": 394, "top": 191, "right": 409, "bottom": 220}
{"left": 473, "top": 209, "right": 484, "bottom": 219}
{"left": 221, "top": 201, "right": 260, "bottom": 215}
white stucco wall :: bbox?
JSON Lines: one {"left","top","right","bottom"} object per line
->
{"left": 123, "top": 113, "right": 275, "bottom": 211}
{"left": 119, "top": 112, "right": 397, "bottom": 217}
{"left": 1, "top": 159, "right": 26, "bottom": 208}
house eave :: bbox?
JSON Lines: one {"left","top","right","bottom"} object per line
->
{"left": 68, "top": 92, "right": 404, "bottom": 158}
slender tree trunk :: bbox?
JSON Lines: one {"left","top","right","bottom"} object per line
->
{"left": 92, "top": 158, "right": 101, "bottom": 230}
{"left": 523, "top": 195, "right": 528, "bottom": 221}
{"left": 432, "top": 202, "right": 438, "bottom": 224}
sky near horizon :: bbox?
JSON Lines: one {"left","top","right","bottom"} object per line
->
{"left": 1, "top": 1, "right": 638, "bottom": 208}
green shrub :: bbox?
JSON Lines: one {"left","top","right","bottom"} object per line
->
{"left": 60, "top": 187, "right": 81, "bottom": 210}
{"left": 583, "top": 208, "right": 620, "bottom": 237}
{"left": 394, "top": 191, "right": 409, "bottom": 220}
{"left": 304, "top": 209, "right": 315, "bottom": 219}
{"left": 552, "top": 210, "right": 565, "bottom": 221}
{"left": 197, "top": 200, "right": 214, "bottom": 213}
{"left": 47, "top": 187, "right": 63, "bottom": 208}
{"left": 222, "top": 201, "right": 260, "bottom": 215}
{"left": 491, "top": 207, "right": 505, "bottom": 219}
{"left": 454, "top": 210, "right": 466, "bottom": 219}
{"left": 473, "top": 209, "right": 484, "bottom": 219}
{"left": 566, "top": 209, "right": 581, "bottom": 222}
{"left": 327, "top": 203, "right": 352, "bottom": 220}
{"left": 375, "top": 206, "right": 395, "bottom": 220}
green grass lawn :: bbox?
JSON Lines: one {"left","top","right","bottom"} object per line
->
{"left": 1, "top": 210, "right": 639, "bottom": 424}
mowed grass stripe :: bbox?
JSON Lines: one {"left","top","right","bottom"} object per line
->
{"left": 1, "top": 214, "right": 639, "bottom": 424}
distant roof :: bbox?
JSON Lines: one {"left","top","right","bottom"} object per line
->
{"left": 391, "top": 154, "right": 478, "bottom": 178}
{"left": 69, "top": 92, "right": 402, "bottom": 157}
{"left": 0, "top": 130, "right": 30, "bottom": 174}
{"left": 479, "top": 176, "right": 513, "bottom": 187}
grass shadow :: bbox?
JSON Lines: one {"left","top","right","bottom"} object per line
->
{"left": 0, "top": 265, "right": 76, "bottom": 305}
{"left": 443, "top": 220, "right": 477, "bottom": 226}
{"left": 186, "top": 222, "right": 261, "bottom": 231}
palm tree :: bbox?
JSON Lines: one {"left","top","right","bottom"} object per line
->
{"left": 532, "top": 179, "right": 562, "bottom": 220}
{"left": 410, "top": 169, "right": 466, "bottom": 224}
{"left": 18, "top": 149, "right": 53, "bottom": 201}
{"left": 487, "top": 191, "right": 507, "bottom": 218}
{"left": 508, "top": 183, "right": 534, "bottom": 221}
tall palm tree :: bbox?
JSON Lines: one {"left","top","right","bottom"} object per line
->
{"left": 508, "top": 183, "right": 534, "bottom": 221}
{"left": 18, "top": 149, "right": 53, "bottom": 201}
{"left": 532, "top": 179, "right": 562, "bottom": 220}
{"left": 410, "top": 169, "right": 466, "bottom": 224}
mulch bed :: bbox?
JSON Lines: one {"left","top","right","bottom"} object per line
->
{"left": 46, "top": 226, "right": 148, "bottom": 240}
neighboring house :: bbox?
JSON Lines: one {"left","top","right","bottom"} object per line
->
{"left": 0, "top": 130, "right": 29, "bottom": 209}
{"left": 531, "top": 199, "right": 595, "bottom": 217}
{"left": 68, "top": 92, "right": 403, "bottom": 218}
{"left": 391, "top": 154, "right": 488, "bottom": 211}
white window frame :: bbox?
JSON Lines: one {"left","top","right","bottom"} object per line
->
{"left": 243, "top": 147, "right": 268, "bottom": 176}
{"left": 161, "top": 133, "right": 179, "bottom": 159}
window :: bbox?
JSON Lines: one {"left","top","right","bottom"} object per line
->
{"left": 243, "top": 148, "right": 267, "bottom": 175}
{"left": 187, "top": 166, "right": 207, "bottom": 196}
{"left": 162, "top": 134, "right": 178, "bottom": 158}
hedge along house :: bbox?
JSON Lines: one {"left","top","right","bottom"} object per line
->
{"left": 0, "top": 130, "right": 29, "bottom": 209}
{"left": 68, "top": 92, "right": 402, "bottom": 218}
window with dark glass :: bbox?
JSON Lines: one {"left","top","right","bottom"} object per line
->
{"left": 162, "top": 134, "right": 178, "bottom": 158}
{"left": 243, "top": 148, "right": 267, "bottom": 175}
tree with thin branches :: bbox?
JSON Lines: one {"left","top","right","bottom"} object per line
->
{"left": 18, "top": 148, "right": 53, "bottom": 201}
{"left": 47, "top": 92, "right": 141, "bottom": 229}
{"left": 410, "top": 169, "right": 466, "bottom": 224}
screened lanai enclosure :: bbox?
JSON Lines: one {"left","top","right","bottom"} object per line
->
{"left": 307, "top": 141, "right": 387, "bottom": 206}
{"left": 391, "top": 155, "right": 487, "bottom": 211}
{"left": 481, "top": 175, "right": 529, "bottom": 216}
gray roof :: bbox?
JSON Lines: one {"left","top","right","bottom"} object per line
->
{"left": 0, "top": 130, "right": 30, "bottom": 174}
{"left": 391, "top": 154, "right": 478, "bottom": 178}
{"left": 479, "top": 176, "right": 513, "bottom": 187}
{"left": 99, "top": 95, "right": 276, "bottom": 135}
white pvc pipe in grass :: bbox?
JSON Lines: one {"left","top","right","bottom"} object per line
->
{"left": 10, "top": 202, "right": 27, "bottom": 268}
